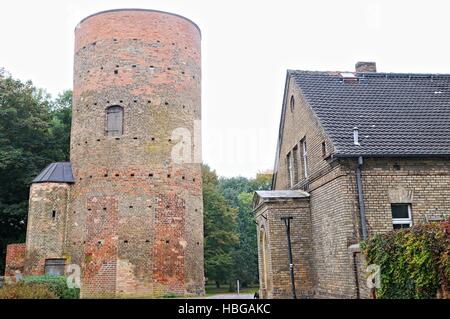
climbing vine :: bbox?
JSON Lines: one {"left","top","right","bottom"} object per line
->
{"left": 361, "top": 219, "right": 450, "bottom": 299}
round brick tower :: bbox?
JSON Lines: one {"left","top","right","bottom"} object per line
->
{"left": 67, "top": 9, "right": 203, "bottom": 297}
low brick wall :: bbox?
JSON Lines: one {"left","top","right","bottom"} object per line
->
{"left": 4, "top": 243, "right": 26, "bottom": 279}
{"left": 348, "top": 244, "right": 373, "bottom": 299}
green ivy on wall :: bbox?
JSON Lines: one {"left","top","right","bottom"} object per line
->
{"left": 361, "top": 219, "right": 450, "bottom": 299}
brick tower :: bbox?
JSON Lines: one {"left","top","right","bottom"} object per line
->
{"left": 68, "top": 9, "right": 204, "bottom": 297}
{"left": 5, "top": 9, "right": 204, "bottom": 298}
{"left": 68, "top": 9, "right": 203, "bottom": 297}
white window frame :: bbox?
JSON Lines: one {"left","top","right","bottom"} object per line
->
{"left": 392, "top": 204, "right": 413, "bottom": 229}
{"left": 287, "top": 151, "right": 295, "bottom": 188}
{"left": 301, "top": 138, "right": 308, "bottom": 178}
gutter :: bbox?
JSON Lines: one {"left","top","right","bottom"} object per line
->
{"left": 333, "top": 153, "right": 450, "bottom": 159}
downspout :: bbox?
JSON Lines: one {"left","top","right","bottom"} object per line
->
{"left": 356, "top": 156, "right": 368, "bottom": 240}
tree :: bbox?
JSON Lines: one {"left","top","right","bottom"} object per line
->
{"left": 218, "top": 172, "right": 272, "bottom": 287}
{"left": 49, "top": 90, "right": 72, "bottom": 161}
{"left": 232, "top": 191, "right": 258, "bottom": 287}
{"left": 203, "top": 165, "right": 239, "bottom": 288}
{"left": 0, "top": 68, "right": 72, "bottom": 274}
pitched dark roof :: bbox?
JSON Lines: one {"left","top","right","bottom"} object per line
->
{"left": 32, "top": 162, "right": 75, "bottom": 184}
{"left": 290, "top": 70, "right": 450, "bottom": 157}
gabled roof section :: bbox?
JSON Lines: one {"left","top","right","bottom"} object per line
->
{"left": 290, "top": 70, "right": 450, "bottom": 157}
{"left": 32, "top": 162, "right": 75, "bottom": 184}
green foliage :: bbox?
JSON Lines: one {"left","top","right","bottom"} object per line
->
{"left": 49, "top": 90, "right": 72, "bottom": 161}
{"left": 362, "top": 221, "right": 450, "bottom": 299}
{"left": 21, "top": 275, "right": 80, "bottom": 299}
{"left": 203, "top": 165, "right": 239, "bottom": 287}
{"left": 218, "top": 172, "right": 272, "bottom": 287}
{"left": 0, "top": 282, "right": 57, "bottom": 299}
{"left": 0, "top": 68, "right": 72, "bottom": 274}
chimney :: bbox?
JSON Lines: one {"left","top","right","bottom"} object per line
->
{"left": 355, "top": 61, "right": 376, "bottom": 73}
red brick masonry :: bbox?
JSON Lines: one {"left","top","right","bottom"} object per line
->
{"left": 5, "top": 243, "right": 26, "bottom": 279}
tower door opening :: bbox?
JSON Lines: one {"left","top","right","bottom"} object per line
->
{"left": 44, "top": 258, "right": 66, "bottom": 276}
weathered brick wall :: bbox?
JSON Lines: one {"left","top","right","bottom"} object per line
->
{"left": 273, "top": 76, "right": 359, "bottom": 298}
{"left": 349, "top": 245, "right": 372, "bottom": 299}
{"left": 273, "top": 75, "right": 335, "bottom": 190}
{"left": 255, "top": 198, "right": 315, "bottom": 299}
{"left": 306, "top": 171, "right": 359, "bottom": 298}
{"left": 25, "top": 183, "right": 70, "bottom": 275}
{"left": 4, "top": 244, "right": 26, "bottom": 279}
{"left": 82, "top": 196, "right": 118, "bottom": 297}
{"left": 65, "top": 9, "right": 204, "bottom": 297}
{"left": 340, "top": 158, "right": 450, "bottom": 236}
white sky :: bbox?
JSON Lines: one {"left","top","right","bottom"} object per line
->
{"left": 1, "top": 0, "right": 450, "bottom": 177}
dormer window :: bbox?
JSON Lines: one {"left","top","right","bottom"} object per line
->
{"left": 340, "top": 72, "right": 357, "bottom": 83}
{"left": 106, "top": 105, "right": 124, "bottom": 136}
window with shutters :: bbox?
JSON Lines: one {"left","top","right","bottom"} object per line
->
{"left": 106, "top": 105, "right": 124, "bottom": 136}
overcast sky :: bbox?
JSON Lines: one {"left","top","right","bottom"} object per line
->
{"left": 1, "top": 0, "right": 450, "bottom": 177}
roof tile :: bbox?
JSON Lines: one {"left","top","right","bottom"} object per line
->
{"left": 291, "top": 70, "right": 450, "bottom": 156}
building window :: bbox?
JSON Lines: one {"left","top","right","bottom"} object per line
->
{"left": 300, "top": 138, "right": 308, "bottom": 178}
{"left": 44, "top": 259, "right": 66, "bottom": 276}
{"left": 292, "top": 145, "right": 299, "bottom": 185}
{"left": 391, "top": 204, "right": 412, "bottom": 229}
{"left": 286, "top": 151, "right": 295, "bottom": 187}
{"left": 106, "top": 105, "right": 124, "bottom": 136}
{"left": 321, "top": 141, "right": 327, "bottom": 157}
{"left": 290, "top": 95, "right": 295, "bottom": 112}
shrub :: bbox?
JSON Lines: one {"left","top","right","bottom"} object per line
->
{"left": 21, "top": 275, "right": 80, "bottom": 299}
{"left": 0, "top": 282, "right": 57, "bottom": 299}
{"left": 362, "top": 220, "right": 450, "bottom": 299}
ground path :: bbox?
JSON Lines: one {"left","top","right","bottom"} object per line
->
{"left": 205, "top": 293, "right": 254, "bottom": 299}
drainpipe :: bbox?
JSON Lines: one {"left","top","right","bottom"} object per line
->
{"left": 281, "top": 216, "right": 297, "bottom": 299}
{"left": 356, "top": 156, "right": 368, "bottom": 240}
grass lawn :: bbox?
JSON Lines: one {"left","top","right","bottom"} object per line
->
{"left": 204, "top": 284, "right": 259, "bottom": 296}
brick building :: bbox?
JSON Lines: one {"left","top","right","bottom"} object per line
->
{"left": 254, "top": 62, "right": 450, "bottom": 298}
{"left": 4, "top": 9, "right": 204, "bottom": 298}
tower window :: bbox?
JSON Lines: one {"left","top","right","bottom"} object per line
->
{"left": 106, "top": 105, "right": 124, "bottom": 136}
{"left": 52, "top": 210, "right": 56, "bottom": 219}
